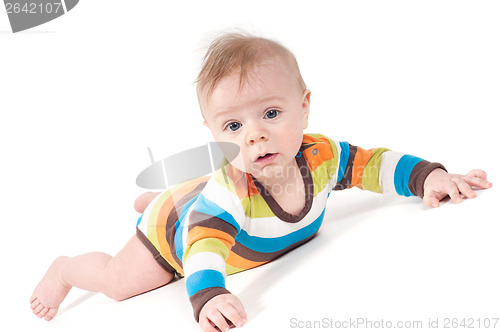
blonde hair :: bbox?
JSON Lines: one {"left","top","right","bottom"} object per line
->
{"left": 196, "top": 32, "right": 306, "bottom": 105}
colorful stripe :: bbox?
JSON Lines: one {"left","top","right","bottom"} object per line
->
{"left": 379, "top": 151, "right": 406, "bottom": 194}
{"left": 394, "top": 155, "right": 424, "bottom": 197}
{"left": 136, "top": 133, "right": 442, "bottom": 321}
{"left": 234, "top": 208, "right": 325, "bottom": 253}
{"left": 337, "top": 141, "right": 350, "bottom": 183}
{"left": 186, "top": 269, "right": 226, "bottom": 297}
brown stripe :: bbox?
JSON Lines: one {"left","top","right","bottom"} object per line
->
{"left": 136, "top": 228, "right": 177, "bottom": 275}
{"left": 250, "top": 152, "right": 314, "bottom": 223}
{"left": 334, "top": 144, "right": 358, "bottom": 191}
{"left": 408, "top": 161, "right": 447, "bottom": 198}
{"left": 165, "top": 181, "right": 208, "bottom": 269}
{"left": 232, "top": 233, "right": 317, "bottom": 263}
{"left": 190, "top": 287, "right": 231, "bottom": 322}
{"left": 188, "top": 212, "right": 239, "bottom": 237}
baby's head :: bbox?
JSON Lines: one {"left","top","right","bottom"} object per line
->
{"left": 197, "top": 32, "right": 311, "bottom": 181}
{"left": 196, "top": 32, "right": 307, "bottom": 107}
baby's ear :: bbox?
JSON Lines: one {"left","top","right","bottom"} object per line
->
{"left": 203, "top": 120, "right": 208, "bottom": 127}
{"left": 302, "top": 89, "right": 311, "bottom": 129}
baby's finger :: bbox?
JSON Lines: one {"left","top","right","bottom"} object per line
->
{"left": 452, "top": 178, "right": 476, "bottom": 199}
{"left": 464, "top": 175, "right": 492, "bottom": 189}
{"left": 218, "top": 303, "right": 244, "bottom": 328}
{"left": 466, "top": 169, "right": 488, "bottom": 181}
{"left": 227, "top": 297, "right": 247, "bottom": 322}
{"left": 199, "top": 317, "right": 220, "bottom": 332}
{"left": 423, "top": 192, "right": 441, "bottom": 208}
{"left": 211, "top": 311, "right": 232, "bottom": 332}
{"left": 445, "top": 181, "right": 463, "bottom": 204}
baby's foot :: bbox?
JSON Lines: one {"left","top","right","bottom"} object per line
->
{"left": 134, "top": 191, "right": 160, "bottom": 213}
{"left": 30, "top": 256, "right": 71, "bottom": 321}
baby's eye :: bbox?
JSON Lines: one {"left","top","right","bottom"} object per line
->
{"left": 225, "top": 122, "right": 242, "bottom": 132}
{"left": 265, "top": 109, "right": 279, "bottom": 119}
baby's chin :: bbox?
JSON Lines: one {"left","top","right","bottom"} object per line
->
{"left": 251, "top": 164, "right": 299, "bottom": 183}
{"left": 223, "top": 160, "right": 261, "bottom": 177}
{"left": 224, "top": 154, "right": 298, "bottom": 179}
{"left": 252, "top": 165, "right": 287, "bottom": 179}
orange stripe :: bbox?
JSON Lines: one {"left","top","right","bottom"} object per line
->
{"left": 226, "top": 251, "right": 269, "bottom": 270}
{"left": 303, "top": 143, "right": 334, "bottom": 173}
{"left": 154, "top": 176, "right": 210, "bottom": 274}
{"left": 350, "top": 147, "right": 373, "bottom": 189}
{"left": 302, "top": 134, "right": 325, "bottom": 145}
{"left": 225, "top": 165, "right": 261, "bottom": 199}
{"left": 155, "top": 177, "right": 209, "bottom": 252}
{"left": 154, "top": 194, "right": 173, "bottom": 256}
{"left": 187, "top": 226, "right": 235, "bottom": 248}
{"left": 170, "top": 176, "right": 211, "bottom": 203}
{"left": 163, "top": 252, "right": 184, "bottom": 276}
{"left": 246, "top": 174, "right": 261, "bottom": 197}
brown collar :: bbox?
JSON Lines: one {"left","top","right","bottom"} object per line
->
{"left": 250, "top": 152, "right": 313, "bottom": 223}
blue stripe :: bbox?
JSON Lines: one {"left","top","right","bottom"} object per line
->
{"left": 186, "top": 269, "right": 225, "bottom": 297}
{"left": 394, "top": 155, "right": 423, "bottom": 197}
{"left": 192, "top": 194, "right": 241, "bottom": 232}
{"left": 337, "top": 141, "right": 349, "bottom": 183}
{"left": 174, "top": 219, "right": 186, "bottom": 262}
{"left": 174, "top": 194, "right": 200, "bottom": 261}
{"left": 235, "top": 208, "right": 325, "bottom": 253}
{"left": 136, "top": 214, "right": 143, "bottom": 227}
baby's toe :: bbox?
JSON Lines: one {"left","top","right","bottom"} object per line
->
{"left": 37, "top": 307, "right": 49, "bottom": 318}
{"left": 30, "top": 298, "right": 40, "bottom": 310}
{"left": 44, "top": 308, "right": 58, "bottom": 321}
{"left": 33, "top": 303, "right": 44, "bottom": 315}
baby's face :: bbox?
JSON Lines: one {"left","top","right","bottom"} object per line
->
{"left": 202, "top": 62, "right": 310, "bottom": 181}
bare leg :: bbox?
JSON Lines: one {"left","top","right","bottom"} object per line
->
{"left": 30, "top": 235, "right": 174, "bottom": 321}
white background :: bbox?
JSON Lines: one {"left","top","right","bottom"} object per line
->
{"left": 1, "top": 1, "right": 499, "bottom": 331}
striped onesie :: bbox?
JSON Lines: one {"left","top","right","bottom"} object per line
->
{"left": 136, "top": 133, "right": 445, "bottom": 321}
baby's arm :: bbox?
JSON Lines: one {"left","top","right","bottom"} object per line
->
{"left": 184, "top": 232, "right": 243, "bottom": 331}
{"left": 329, "top": 139, "right": 493, "bottom": 207}
{"left": 422, "top": 169, "right": 492, "bottom": 208}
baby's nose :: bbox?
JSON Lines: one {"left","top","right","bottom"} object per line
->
{"left": 246, "top": 124, "right": 268, "bottom": 145}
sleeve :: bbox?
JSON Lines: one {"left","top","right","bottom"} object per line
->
{"left": 333, "top": 141, "right": 446, "bottom": 198}
{"left": 182, "top": 180, "right": 244, "bottom": 322}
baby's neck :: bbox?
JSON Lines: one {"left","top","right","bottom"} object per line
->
{"left": 253, "top": 164, "right": 306, "bottom": 216}
{"left": 252, "top": 161, "right": 301, "bottom": 192}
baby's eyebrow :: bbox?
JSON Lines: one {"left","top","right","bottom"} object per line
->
{"left": 213, "top": 108, "right": 240, "bottom": 122}
{"left": 212, "top": 94, "right": 287, "bottom": 121}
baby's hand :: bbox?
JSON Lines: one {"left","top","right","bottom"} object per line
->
{"left": 199, "top": 294, "right": 247, "bottom": 332}
{"left": 423, "top": 169, "right": 492, "bottom": 208}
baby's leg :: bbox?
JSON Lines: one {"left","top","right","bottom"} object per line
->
{"left": 30, "top": 235, "right": 174, "bottom": 321}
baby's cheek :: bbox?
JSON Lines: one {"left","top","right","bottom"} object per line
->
{"left": 227, "top": 153, "right": 249, "bottom": 173}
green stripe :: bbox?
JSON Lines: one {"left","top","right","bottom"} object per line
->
{"left": 246, "top": 194, "right": 274, "bottom": 218}
{"left": 226, "top": 264, "right": 245, "bottom": 275}
{"left": 361, "top": 148, "right": 390, "bottom": 193}
{"left": 183, "top": 238, "right": 230, "bottom": 263}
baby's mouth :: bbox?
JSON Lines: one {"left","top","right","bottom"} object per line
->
{"left": 255, "top": 153, "right": 278, "bottom": 164}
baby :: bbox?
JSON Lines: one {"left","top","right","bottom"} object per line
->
{"left": 31, "top": 32, "right": 492, "bottom": 332}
